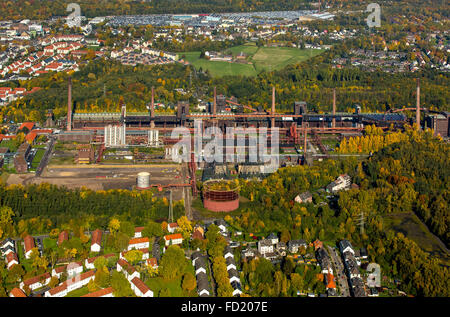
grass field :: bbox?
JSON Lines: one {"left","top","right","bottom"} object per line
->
{"left": 30, "top": 148, "right": 45, "bottom": 170}
{"left": 182, "top": 43, "right": 323, "bottom": 77}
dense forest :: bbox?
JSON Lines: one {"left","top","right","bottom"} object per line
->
{"left": 222, "top": 127, "right": 449, "bottom": 296}
{"left": 0, "top": 183, "right": 184, "bottom": 238}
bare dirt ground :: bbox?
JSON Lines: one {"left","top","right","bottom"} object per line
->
{"left": 5, "top": 164, "right": 186, "bottom": 200}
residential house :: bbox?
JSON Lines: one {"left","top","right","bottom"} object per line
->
{"left": 192, "top": 226, "right": 204, "bottom": 240}
{"left": 194, "top": 256, "right": 207, "bottom": 276}
{"left": 287, "top": 239, "right": 308, "bottom": 253}
{"left": 128, "top": 237, "right": 150, "bottom": 251}
{"left": 196, "top": 272, "right": 210, "bottom": 297}
{"left": 45, "top": 270, "right": 95, "bottom": 297}
{"left": 163, "top": 233, "right": 183, "bottom": 246}
{"left": 6, "top": 252, "right": 19, "bottom": 269}
{"left": 117, "top": 258, "right": 140, "bottom": 281}
{"left": 130, "top": 277, "right": 153, "bottom": 297}
{"left": 90, "top": 229, "right": 102, "bottom": 252}
{"left": 294, "top": 191, "right": 313, "bottom": 204}
{"left": 258, "top": 239, "right": 274, "bottom": 255}
{"left": 52, "top": 265, "right": 67, "bottom": 279}
{"left": 167, "top": 222, "right": 179, "bottom": 233}
{"left": 276, "top": 242, "right": 287, "bottom": 256}
{"left": 326, "top": 174, "right": 351, "bottom": 193}
{"left": 316, "top": 248, "right": 333, "bottom": 275}
{"left": 57, "top": 231, "right": 69, "bottom": 246}
{"left": 134, "top": 227, "right": 144, "bottom": 238}
{"left": 214, "top": 219, "right": 228, "bottom": 235}
{"left": 20, "top": 272, "right": 51, "bottom": 291}
{"left": 23, "top": 235, "right": 35, "bottom": 259}
{"left": 66, "top": 261, "right": 83, "bottom": 277}
{"left": 10, "top": 287, "right": 26, "bottom": 297}
{"left": 146, "top": 257, "right": 158, "bottom": 270}
{"left": 339, "top": 240, "right": 354, "bottom": 255}
{"left": 1, "top": 238, "right": 15, "bottom": 256}
{"left": 241, "top": 247, "right": 258, "bottom": 261}
{"left": 267, "top": 233, "right": 279, "bottom": 245}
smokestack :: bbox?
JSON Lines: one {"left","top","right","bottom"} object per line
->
{"left": 150, "top": 86, "right": 155, "bottom": 128}
{"left": 303, "top": 122, "right": 308, "bottom": 157}
{"left": 332, "top": 88, "right": 336, "bottom": 129}
{"left": 67, "top": 77, "right": 72, "bottom": 131}
{"left": 271, "top": 86, "right": 276, "bottom": 128}
{"left": 213, "top": 87, "right": 217, "bottom": 117}
{"left": 416, "top": 78, "right": 421, "bottom": 131}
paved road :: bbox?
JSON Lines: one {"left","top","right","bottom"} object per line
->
{"left": 36, "top": 136, "right": 55, "bottom": 177}
{"left": 181, "top": 163, "right": 193, "bottom": 221}
{"left": 327, "top": 245, "right": 351, "bottom": 297}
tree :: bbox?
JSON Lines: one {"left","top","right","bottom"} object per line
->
{"left": 143, "top": 221, "right": 163, "bottom": 238}
{"left": 93, "top": 256, "right": 106, "bottom": 270}
{"left": 159, "top": 245, "right": 187, "bottom": 281}
{"left": 108, "top": 218, "right": 121, "bottom": 234}
{"left": 0, "top": 206, "right": 14, "bottom": 239}
{"left": 181, "top": 272, "right": 196, "bottom": 293}
{"left": 291, "top": 273, "right": 304, "bottom": 293}
{"left": 177, "top": 216, "right": 193, "bottom": 238}
{"left": 111, "top": 271, "right": 134, "bottom": 297}
{"left": 124, "top": 250, "right": 143, "bottom": 265}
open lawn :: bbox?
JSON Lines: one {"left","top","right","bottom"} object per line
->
{"left": 182, "top": 43, "right": 323, "bottom": 77}
{"left": 65, "top": 286, "right": 89, "bottom": 297}
{"left": 30, "top": 148, "right": 45, "bottom": 170}
{"left": 145, "top": 276, "right": 185, "bottom": 297}
{"left": 0, "top": 139, "right": 19, "bottom": 152}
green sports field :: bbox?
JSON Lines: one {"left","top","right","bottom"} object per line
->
{"left": 181, "top": 43, "right": 324, "bottom": 77}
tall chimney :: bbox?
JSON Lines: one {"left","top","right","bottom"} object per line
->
{"left": 332, "top": 88, "right": 336, "bottom": 129}
{"left": 271, "top": 86, "right": 276, "bottom": 128}
{"left": 416, "top": 78, "right": 421, "bottom": 131}
{"left": 303, "top": 122, "right": 308, "bottom": 157}
{"left": 67, "top": 77, "right": 72, "bottom": 131}
{"left": 213, "top": 87, "right": 217, "bottom": 117}
{"left": 150, "top": 86, "right": 155, "bottom": 128}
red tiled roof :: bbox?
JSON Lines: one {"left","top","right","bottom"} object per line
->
{"left": 131, "top": 277, "right": 150, "bottom": 294}
{"left": 10, "top": 287, "right": 26, "bottom": 297}
{"left": 58, "top": 230, "right": 68, "bottom": 245}
{"left": 164, "top": 233, "right": 183, "bottom": 241}
{"left": 19, "top": 122, "right": 35, "bottom": 131}
{"left": 129, "top": 237, "right": 149, "bottom": 245}
{"left": 91, "top": 229, "right": 102, "bottom": 246}
{"left": 326, "top": 273, "right": 336, "bottom": 289}
{"left": 47, "top": 283, "right": 67, "bottom": 296}
{"left": 168, "top": 222, "right": 179, "bottom": 228}
{"left": 23, "top": 272, "right": 51, "bottom": 286}
{"left": 25, "top": 131, "right": 37, "bottom": 143}
{"left": 54, "top": 265, "right": 67, "bottom": 274}
{"left": 6, "top": 252, "right": 18, "bottom": 263}
{"left": 134, "top": 226, "right": 144, "bottom": 233}
{"left": 24, "top": 235, "right": 35, "bottom": 253}
{"left": 82, "top": 287, "right": 114, "bottom": 297}
{"left": 147, "top": 258, "right": 157, "bottom": 267}
{"left": 117, "top": 258, "right": 136, "bottom": 274}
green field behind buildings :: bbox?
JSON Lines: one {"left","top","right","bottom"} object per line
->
{"left": 181, "top": 43, "right": 323, "bottom": 77}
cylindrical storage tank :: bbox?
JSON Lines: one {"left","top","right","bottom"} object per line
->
{"left": 203, "top": 180, "right": 240, "bottom": 212}
{"left": 137, "top": 172, "right": 150, "bottom": 189}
